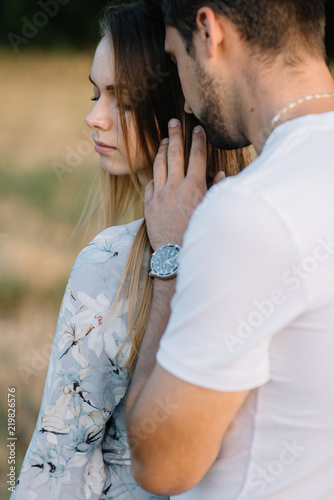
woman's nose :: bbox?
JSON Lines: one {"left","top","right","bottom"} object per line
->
{"left": 85, "top": 99, "right": 112, "bottom": 131}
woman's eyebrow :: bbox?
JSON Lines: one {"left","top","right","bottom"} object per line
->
{"left": 88, "top": 74, "right": 127, "bottom": 92}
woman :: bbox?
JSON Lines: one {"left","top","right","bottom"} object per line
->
{"left": 11, "top": 1, "right": 250, "bottom": 499}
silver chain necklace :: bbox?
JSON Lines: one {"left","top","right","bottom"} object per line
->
{"left": 270, "top": 92, "right": 334, "bottom": 132}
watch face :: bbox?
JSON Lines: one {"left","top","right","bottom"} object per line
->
{"left": 151, "top": 244, "right": 180, "bottom": 278}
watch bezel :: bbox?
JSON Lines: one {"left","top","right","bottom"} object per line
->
{"left": 149, "top": 243, "right": 181, "bottom": 279}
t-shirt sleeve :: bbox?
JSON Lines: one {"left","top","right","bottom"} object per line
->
{"left": 156, "top": 184, "right": 307, "bottom": 392}
{"left": 11, "top": 226, "right": 135, "bottom": 500}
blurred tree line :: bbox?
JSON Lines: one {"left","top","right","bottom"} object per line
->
{"left": 1, "top": 0, "right": 107, "bottom": 52}
{"left": 0, "top": 0, "right": 334, "bottom": 56}
{"left": 325, "top": 0, "right": 334, "bottom": 59}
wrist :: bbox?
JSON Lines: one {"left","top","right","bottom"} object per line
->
{"left": 153, "top": 277, "right": 176, "bottom": 292}
{"left": 152, "top": 278, "right": 176, "bottom": 316}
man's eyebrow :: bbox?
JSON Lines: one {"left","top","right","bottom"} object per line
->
{"left": 88, "top": 74, "right": 127, "bottom": 91}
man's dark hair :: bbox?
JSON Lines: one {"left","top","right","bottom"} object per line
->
{"left": 161, "top": 0, "right": 326, "bottom": 60}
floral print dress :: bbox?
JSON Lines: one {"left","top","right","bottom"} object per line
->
{"left": 11, "top": 219, "right": 168, "bottom": 500}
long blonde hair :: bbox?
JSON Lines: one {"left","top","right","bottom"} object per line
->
{"left": 97, "top": 1, "right": 252, "bottom": 375}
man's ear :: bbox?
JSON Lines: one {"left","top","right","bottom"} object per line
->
{"left": 195, "top": 7, "right": 224, "bottom": 58}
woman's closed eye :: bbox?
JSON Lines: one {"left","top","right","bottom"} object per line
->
{"left": 118, "top": 101, "right": 134, "bottom": 111}
{"left": 90, "top": 91, "right": 133, "bottom": 111}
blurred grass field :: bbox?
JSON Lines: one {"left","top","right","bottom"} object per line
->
{"left": 0, "top": 49, "right": 102, "bottom": 498}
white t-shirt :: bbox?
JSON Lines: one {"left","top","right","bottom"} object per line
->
{"left": 156, "top": 112, "right": 334, "bottom": 500}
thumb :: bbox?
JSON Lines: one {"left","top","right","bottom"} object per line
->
{"left": 212, "top": 171, "right": 226, "bottom": 186}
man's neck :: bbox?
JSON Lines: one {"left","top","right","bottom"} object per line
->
{"left": 244, "top": 57, "right": 334, "bottom": 154}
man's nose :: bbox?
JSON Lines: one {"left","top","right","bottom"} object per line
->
{"left": 184, "top": 101, "right": 193, "bottom": 114}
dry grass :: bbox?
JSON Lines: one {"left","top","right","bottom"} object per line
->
{"left": 0, "top": 49, "right": 101, "bottom": 499}
{"left": 1, "top": 49, "right": 95, "bottom": 169}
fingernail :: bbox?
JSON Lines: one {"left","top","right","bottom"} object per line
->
{"left": 161, "top": 138, "right": 169, "bottom": 145}
{"left": 193, "top": 126, "right": 202, "bottom": 134}
{"left": 169, "top": 119, "right": 179, "bottom": 128}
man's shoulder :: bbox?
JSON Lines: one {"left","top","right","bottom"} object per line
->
{"left": 189, "top": 179, "right": 288, "bottom": 252}
{"left": 203, "top": 111, "right": 334, "bottom": 210}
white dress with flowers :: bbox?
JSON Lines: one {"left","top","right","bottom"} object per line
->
{"left": 11, "top": 219, "right": 168, "bottom": 500}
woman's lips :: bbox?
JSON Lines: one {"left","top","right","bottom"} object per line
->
{"left": 94, "top": 141, "right": 117, "bottom": 155}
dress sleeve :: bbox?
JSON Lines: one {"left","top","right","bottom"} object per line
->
{"left": 156, "top": 184, "right": 308, "bottom": 392}
{"left": 11, "top": 225, "right": 137, "bottom": 500}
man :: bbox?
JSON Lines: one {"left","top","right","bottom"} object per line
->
{"left": 126, "top": 1, "right": 334, "bottom": 498}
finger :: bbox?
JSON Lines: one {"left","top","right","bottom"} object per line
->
{"left": 187, "top": 126, "right": 207, "bottom": 184}
{"left": 153, "top": 138, "right": 169, "bottom": 190}
{"left": 145, "top": 179, "right": 154, "bottom": 203}
{"left": 212, "top": 171, "right": 226, "bottom": 185}
{"left": 166, "top": 119, "right": 185, "bottom": 183}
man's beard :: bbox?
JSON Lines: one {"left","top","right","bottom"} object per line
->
{"left": 194, "top": 61, "right": 251, "bottom": 150}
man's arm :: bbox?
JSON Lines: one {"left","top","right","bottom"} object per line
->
{"left": 128, "top": 363, "right": 249, "bottom": 496}
{"left": 126, "top": 121, "right": 249, "bottom": 496}
{"left": 125, "top": 278, "right": 175, "bottom": 420}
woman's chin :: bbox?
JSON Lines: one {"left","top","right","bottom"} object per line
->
{"left": 100, "top": 158, "right": 131, "bottom": 176}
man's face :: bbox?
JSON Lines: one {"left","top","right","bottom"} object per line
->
{"left": 165, "top": 26, "right": 250, "bottom": 150}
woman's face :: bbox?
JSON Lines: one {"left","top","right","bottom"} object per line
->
{"left": 86, "top": 37, "right": 146, "bottom": 175}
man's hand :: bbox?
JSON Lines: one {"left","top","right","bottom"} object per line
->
{"left": 145, "top": 119, "right": 208, "bottom": 251}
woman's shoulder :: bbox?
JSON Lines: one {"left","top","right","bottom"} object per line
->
{"left": 65, "top": 218, "right": 144, "bottom": 297}
{"left": 88, "top": 218, "right": 143, "bottom": 253}
{"left": 57, "top": 218, "right": 144, "bottom": 347}
{"left": 95, "top": 217, "right": 144, "bottom": 241}
{"left": 74, "top": 218, "right": 143, "bottom": 267}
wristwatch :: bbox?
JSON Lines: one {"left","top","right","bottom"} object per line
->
{"left": 149, "top": 244, "right": 181, "bottom": 279}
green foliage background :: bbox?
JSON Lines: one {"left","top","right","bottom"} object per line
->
{"left": 1, "top": 0, "right": 106, "bottom": 51}
{"left": 0, "top": 0, "right": 334, "bottom": 56}
{"left": 325, "top": 0, "right": 334, "bottom": 59}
